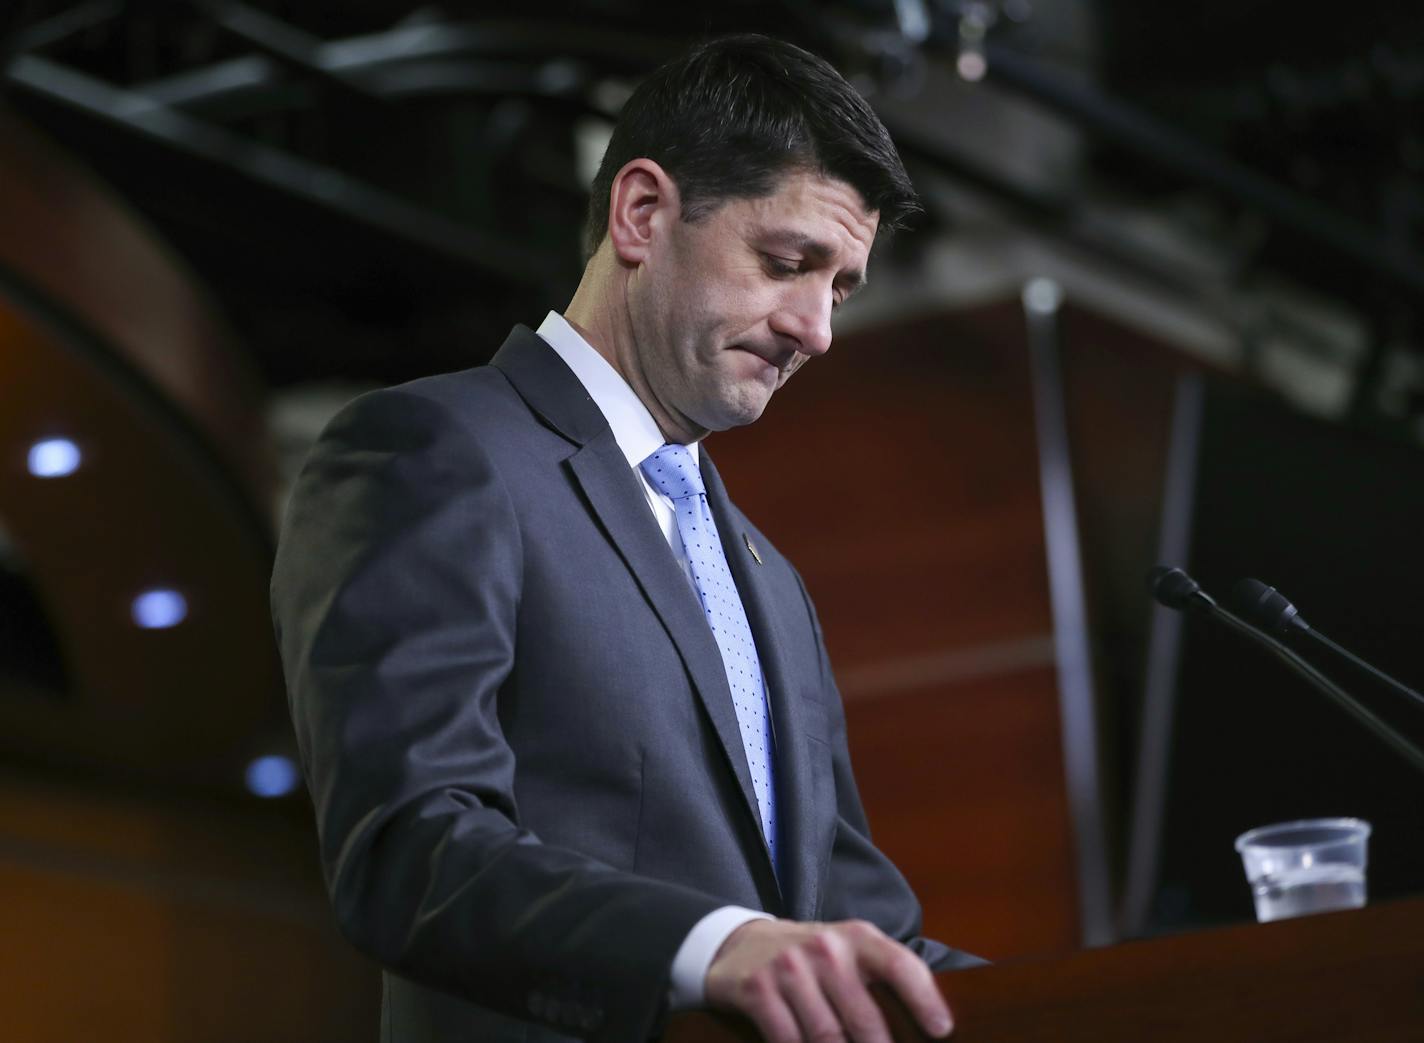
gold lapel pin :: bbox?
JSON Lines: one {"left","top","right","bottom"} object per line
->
{"left": 743, "top": 532, "right": 763, "bottom": 565}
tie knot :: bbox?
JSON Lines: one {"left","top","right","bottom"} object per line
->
{"left": 639, "top": 443, "right": 704, "bottom": 500}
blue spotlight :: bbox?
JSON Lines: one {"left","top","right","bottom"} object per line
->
{"left": 27, "top": 438, "right": 82, "bottom": 478}
{"left": 245, "top": 755, "right": 299, "bottom": 798}
{"left": 131, "top": 589, "right": 188, "bottom": 629}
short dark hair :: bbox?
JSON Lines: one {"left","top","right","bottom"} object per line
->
{"left": 582, "top": 34, "right": 919, "bottom": 261}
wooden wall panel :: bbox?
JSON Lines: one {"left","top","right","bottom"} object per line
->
{"left": 0, "top": 772, "right": 378, "bottom": 1043}
{"left": 845, "top": 667, "right": 1080, "bottom": 958}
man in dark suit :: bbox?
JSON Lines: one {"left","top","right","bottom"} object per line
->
{"left": 272, "top": 34, "right": 979, "bottom": 1043}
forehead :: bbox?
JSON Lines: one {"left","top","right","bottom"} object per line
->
{"left": 728, "top": 172, "right": 879, "bottom": 257}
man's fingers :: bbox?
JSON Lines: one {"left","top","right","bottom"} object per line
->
{"left": 816, "top": 952, "right": 894, "bottom": 1043}
{"left": 770, "top": 946, "right": 858, "bottom": 1043}
{"left": 850, "top": 927, "right": 953, "bottom": 1039}
{"left": 733, "top": 968, "right": 805, "bottom": 1043}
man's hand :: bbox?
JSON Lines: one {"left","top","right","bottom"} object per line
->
{"left": 704, "top": 918, "right": 953, "bottom": 1043}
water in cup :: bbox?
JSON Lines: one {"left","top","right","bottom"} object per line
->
{"left": 1251, "top": 862, "right": 1365, "bottom": 922}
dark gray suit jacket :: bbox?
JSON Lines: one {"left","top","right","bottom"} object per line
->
{"left": 271, "top": 326, "right": 978, "bottom": 1043}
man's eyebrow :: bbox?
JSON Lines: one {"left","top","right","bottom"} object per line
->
{"left": 758, "top": 230, "right": 868, "bottom": 294}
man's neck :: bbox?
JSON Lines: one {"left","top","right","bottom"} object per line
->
{"left": 562, "top": 250, "right": 627, "bottom": 378}
{"left": 562, "top": 250, "right": 707, "bottom": 446}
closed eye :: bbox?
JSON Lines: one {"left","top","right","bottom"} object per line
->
{"left": 761, "top": 252, "right": 854, "bottom": 310}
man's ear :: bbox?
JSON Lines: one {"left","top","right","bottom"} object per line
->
{"left": 607, "top": 158, "right": 680, "bottom": 265}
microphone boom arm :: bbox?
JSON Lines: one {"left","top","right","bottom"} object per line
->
{"left": 1301, "top": 627, "right": 1424, "bottom": 714}
{"left": 1149, "top": 566, "right": 1424, "bottom": 777}
{"left": 1204, "top": 603, "right": 1424, "bottom": 776}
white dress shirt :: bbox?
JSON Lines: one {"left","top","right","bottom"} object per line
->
{"left": 536, "top": 311, "right": 772, "bottom": 1008}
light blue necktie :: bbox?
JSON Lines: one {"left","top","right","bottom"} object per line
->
{"left": 640, "top": 444, "right": 778, "bottom": 872}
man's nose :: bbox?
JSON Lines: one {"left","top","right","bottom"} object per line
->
{"left": 771, "top": 282, "right": 834, "bottom": 358}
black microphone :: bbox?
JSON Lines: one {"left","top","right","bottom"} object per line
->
{"left": 1148, "top": 565, "right": 1214, "bottom": 611}
{"left": 1230, "top": 578, "right": 1424, "bottom": 713}
{"left": 1229, "top": 579, "right": 1307, "bottom": 637}
{"left": 1148, "top": 565, "right": 1424, "bottom": 776}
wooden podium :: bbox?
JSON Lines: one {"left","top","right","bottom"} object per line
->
{"left": 664, "top": 897, "right": 1424, "bottom": 1042}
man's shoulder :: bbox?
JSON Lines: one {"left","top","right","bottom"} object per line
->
{"left": 361, "top": 361, "right": 514, "bottom": 417}
{"left": 326, "top": 359, "right": 535, "bottom": 449}
{"left": 330, "top": 325, "right": 577, "bottom": 446}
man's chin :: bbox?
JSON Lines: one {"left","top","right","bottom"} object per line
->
{"left": 698, "top": 387, "right": 774, "bottom": 433}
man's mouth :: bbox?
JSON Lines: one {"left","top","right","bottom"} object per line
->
{"left": 732, "top": 343, "right": 793, "bottom": 376}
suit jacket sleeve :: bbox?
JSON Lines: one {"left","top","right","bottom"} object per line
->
{"left": 794, "top": 569, "right": 988, "bottom": 972}
{"left": 271, "top": 386, "right": 724, "bottom": 1041}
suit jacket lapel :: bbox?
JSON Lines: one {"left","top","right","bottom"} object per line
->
{"left": 491, "top": 328, "right": 771, "bottom": 877}
{"left": 701, "top": 452, "right": 822, "bottom": 920}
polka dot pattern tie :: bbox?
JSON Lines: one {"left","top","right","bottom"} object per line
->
{"left": 640, "top": 443, "right": 778, "bottom": 872}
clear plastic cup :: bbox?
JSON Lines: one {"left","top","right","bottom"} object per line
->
{"left": 1234, "top": 818, "right": 1371, "bottom": 923}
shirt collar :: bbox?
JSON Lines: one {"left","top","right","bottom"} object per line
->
{"left": 536, "top": 310, "right": 698, "bottom": 468}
